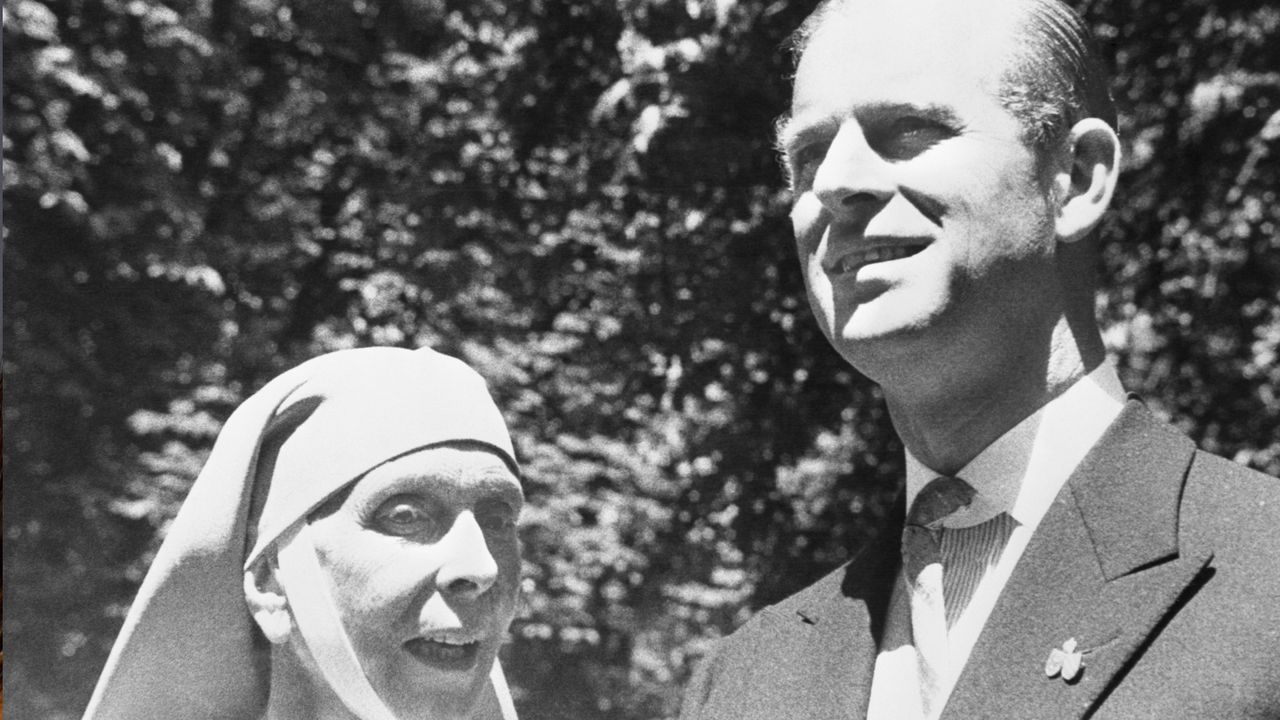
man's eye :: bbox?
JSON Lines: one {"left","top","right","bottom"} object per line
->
{"left": 372, "top": 497, "right": 434, "bottom": 536}
{"left": 788, "top": 143, "right": 828, "bottom": 187}
{"left": 876, "top": 117, "right": 952, "bottom": 160}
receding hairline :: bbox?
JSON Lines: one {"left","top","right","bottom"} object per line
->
{"left": 787, "top": 0, "right": 1029, "bottom": 67}
{"left": 775, "top": 0, "right": 1031, "bottom": 148}
{"left": 781, "top": 0, "right": 1115, "bottom": 150}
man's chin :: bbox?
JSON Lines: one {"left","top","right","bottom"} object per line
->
{"left": 827, "top": 307, "right": 937, "bottom": 367}
{"left": 834, "top": 309, "right": 924, "bottom": 345}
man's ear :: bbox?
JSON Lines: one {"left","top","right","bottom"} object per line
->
{"left": 1052, "top": 117, "right": 1121, "bottom": 243}
{"left": 244, "top": 556, "right": 293, "bottom": 645}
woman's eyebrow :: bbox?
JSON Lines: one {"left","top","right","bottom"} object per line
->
{"left": 477, "top": 474, "right": 525, "bottom": 504}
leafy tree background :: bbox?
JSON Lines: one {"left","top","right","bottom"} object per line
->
{"left": 4, "top": 0, "right": 1277, "bottom": 717}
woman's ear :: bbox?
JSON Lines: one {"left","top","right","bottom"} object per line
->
{"left": 244, "top": 556, "right": 293, "bottom": 645}
{"left": 1053, "top": 117, "right": 1121, "bottom": 243}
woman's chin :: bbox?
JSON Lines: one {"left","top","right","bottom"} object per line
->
{"left": 378, "top": 642, "right": 497, "bottom": 719}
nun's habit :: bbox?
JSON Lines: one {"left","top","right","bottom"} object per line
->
{"left": 82, "top": 347, "right": 520, "bottom": 720}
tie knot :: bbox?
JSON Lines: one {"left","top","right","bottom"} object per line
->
{"left": 907, "top": 476, "right": 976, "bottom": 529}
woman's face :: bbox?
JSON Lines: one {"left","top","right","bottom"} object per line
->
{"left": 306, "top": 443, "right": 523, "bottom": 719}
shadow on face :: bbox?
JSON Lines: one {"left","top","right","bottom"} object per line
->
{"left": 781, "top": 0, "right": 1067, "bottom": 385}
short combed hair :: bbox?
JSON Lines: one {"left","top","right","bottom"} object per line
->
{"left": 787, "top": 0, "right": 1117, "bottom": 151}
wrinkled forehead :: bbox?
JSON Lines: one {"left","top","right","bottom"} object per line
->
{"left": 243, "top": 347, "right": 517, "bottom": 567}
{"left": 349, "top": 442, "right": 525, "bottom": 505}
{"left": 793, "top": 0, "right": 1023, "bottom": 107}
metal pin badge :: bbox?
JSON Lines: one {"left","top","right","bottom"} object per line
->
{"left": 1044, "top": 638, "right": 1084, "bottom": 682}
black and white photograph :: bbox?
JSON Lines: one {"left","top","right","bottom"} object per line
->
{"left": 4, "top": 0, "right": 1279, "bottom": 718}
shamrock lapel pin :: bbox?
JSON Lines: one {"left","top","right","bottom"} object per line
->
{"left": 1044, "top": 637, "right": 1084, "bottom": 682}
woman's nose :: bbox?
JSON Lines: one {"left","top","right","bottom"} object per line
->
{"left": 435, "top": 511, "right": 499, "bottom": 599}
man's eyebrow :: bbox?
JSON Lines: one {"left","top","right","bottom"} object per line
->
{"left": 773, "top": 102, "right": 964, "bottom": 155}
{"left": 773, "top": 113, "right": 837, "bottom": 156}
{"left": 865, "top": 102, "right": 963, "bottom": 127}
{"left": 773, "top": 113, "right": 797, "bottom": 155}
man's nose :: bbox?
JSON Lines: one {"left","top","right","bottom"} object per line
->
{"left": 812, "top": 124, "right": 894, "bottom": 217}
{"left": 435, "top": 511, "right": 499, "bottom": 600}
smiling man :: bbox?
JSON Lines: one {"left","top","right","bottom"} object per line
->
{"left": 679, "top": 1, "right": 1280, "bottom": 718}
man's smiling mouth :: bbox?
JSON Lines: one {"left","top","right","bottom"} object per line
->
{"left": 830, "top": 242, "right": 929, "bottom": 275}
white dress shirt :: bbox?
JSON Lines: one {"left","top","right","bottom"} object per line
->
{"left": 866, "top": 363, "right": 1128, "bottom": 719}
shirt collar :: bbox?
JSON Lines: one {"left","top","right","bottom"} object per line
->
{"left": 904, "top": 362, "right": 1127, "bottom": 530}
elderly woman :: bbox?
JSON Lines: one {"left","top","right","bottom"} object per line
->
{"left": 82, "top": 347, "right": 522, "bottom": 720}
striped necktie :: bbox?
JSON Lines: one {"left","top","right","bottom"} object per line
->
{"left": 903, "top": 476, "right": 976, "bottom": 717}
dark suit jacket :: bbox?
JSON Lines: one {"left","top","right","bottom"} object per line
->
{"left": 680, "top": 401, "right": 1280, "bottom": 719}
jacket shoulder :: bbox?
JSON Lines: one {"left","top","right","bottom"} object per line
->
{"left": 679, "top": 564, "right": 867, "bottom": 720}
{"left": 694, "top": 561, "right": 852, "bottom": 666}
{"left": 1180, "top": 448, "right": 1280, "bottom": 556}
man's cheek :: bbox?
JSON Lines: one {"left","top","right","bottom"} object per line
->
{"left": 790, "top": 196, "right": 826, "bottom": 254}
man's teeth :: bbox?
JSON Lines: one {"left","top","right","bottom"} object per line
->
{"left": 837, "top": 245, "right": 921, "bottom": 272}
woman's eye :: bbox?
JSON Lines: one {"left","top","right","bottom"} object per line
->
{"left": 476, "top": 509, "right": 516, "bottom": 533}
{"left": 372, "top": 497, "right": 434, "bottom": 536}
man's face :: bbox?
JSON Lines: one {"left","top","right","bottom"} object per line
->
{"left": 781, "top": 2, "right": 1061, "bottom": 379}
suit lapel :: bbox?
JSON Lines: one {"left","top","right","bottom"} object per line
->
{"left": 941, "top": 402, "right": 1213, "bottom": 720}
{"left": 779, "top": 496, "right": 904, "bottom": 719}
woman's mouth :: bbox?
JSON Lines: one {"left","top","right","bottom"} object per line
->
{"left": 403, "top": 634, "right": 482, "bottom": 671}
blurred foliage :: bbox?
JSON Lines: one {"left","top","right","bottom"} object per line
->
{"left": 3, "top": 0, "right": 1278, "bottom": 718}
